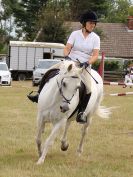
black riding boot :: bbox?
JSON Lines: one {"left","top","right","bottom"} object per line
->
{"left": 27, "top": 91, "right": 39, "bottom": 103}
{"left": 76, "top": 93, "right": 91, "bottom": 124}
{"left": 76, "top": 81, "right": 91, "bottom": 124}
{"left": 27, "top": 69, "right": 60, "bottom": 103}
{"left": 27, "top": 75, "right": 45, "bottom": 103}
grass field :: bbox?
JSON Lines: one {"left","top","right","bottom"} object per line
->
{"left": 0, "top": 81, "right": 133, "bottom": 177}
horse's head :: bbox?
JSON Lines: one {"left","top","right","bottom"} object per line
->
{"left": 59, "top": 60, "right": 83, "bottom": 77}
{"left": 58, "top": 61, "right": 81, "bottom": 113}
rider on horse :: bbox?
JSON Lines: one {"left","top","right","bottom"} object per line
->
{"left": 27, "top": 10, "right": 100, "bottom": 123}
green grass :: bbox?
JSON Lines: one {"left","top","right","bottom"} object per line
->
{"left": 0, "top": 81, "right": 133, "bottom": 177}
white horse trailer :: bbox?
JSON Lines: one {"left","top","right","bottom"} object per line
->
{"left": 7, "top": 41, "right": 65, "bottom": 80}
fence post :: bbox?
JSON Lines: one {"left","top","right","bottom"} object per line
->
{"left": 98, "top": 51, "right": 105, "bottom": 80}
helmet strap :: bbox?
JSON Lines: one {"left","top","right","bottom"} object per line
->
{"left": 85, "top": 27, "right": 91, "bottom": 33}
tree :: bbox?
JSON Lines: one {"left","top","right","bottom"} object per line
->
{"left": 0, "top": 0, "right": 17, "bottom": 53}
{"left": 11, "top": 0, "right": 48, "bottom": 40}
{"left": 68, "top": 0, "right": 110, "bottom": 21}
{"left": 37, "top": 12, "right": 68, "bottom": 43}
{"left": 1, "top": 0, "right": 132, "bottom": 47}
{"left": 128, "top": 5, "right": 133, "bottom": 15}
{"left": 36, "top": 0, "right": 69, "bottom": 43}
{"left": 105, "top": 0, "right": 132, "bottom": 23}
{"left": 0, "top": 0, "right": 69, "bottom": 42}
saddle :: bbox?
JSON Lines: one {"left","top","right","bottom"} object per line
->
{"left": 38, "top": 68, "right": 60, "bottom": 93}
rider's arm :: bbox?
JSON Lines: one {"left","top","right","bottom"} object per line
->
{"left": 88, "top": 49, "right": 99, "bottom": 65}
{"left": 64, "top": 43, "right": 72, "bottom": 57}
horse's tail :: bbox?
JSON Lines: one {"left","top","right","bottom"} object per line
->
{"left": 96, "top": 106, "right": 113, "bottom": 119}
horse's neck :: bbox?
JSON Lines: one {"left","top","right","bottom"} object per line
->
{"left": 47, "top": 74, "right": 63, "bottom": 99}
{"left": 40, "top": 75, "right": 61, "bottom": 108}
{"left": 48, "top": 75, "right": 59, "bottom": 92}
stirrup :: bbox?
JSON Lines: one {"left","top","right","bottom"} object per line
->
{"left": 28, "top": 90, "right": 38, "bottom": 95}
{"left": 76, "top": 112, "right": 87, "bottom": 124}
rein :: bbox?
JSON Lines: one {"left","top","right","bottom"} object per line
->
{"left": 76, "top": 59, "right": 99, "bottom": 84}
{"left": 56, "top": 77, "right": 78, "bottom": 104}
{"left": 85, "top": 68, "right": 99, "bottom": 84}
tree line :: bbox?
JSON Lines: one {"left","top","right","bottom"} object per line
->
{"left": 0, "top": 0, "right": 133, "bottom": 53}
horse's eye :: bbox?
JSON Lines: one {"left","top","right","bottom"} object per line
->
{"left": 63, "top": 82, "right": 66, "bottom": 87}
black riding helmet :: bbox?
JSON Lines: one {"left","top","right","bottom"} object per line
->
{"left": 79, "top": 10, "right": 99, "bottom": 24}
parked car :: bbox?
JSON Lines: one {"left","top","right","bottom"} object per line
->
{"left": 32, "top": 59, "right": 61, "bottom": 86}
{"left": 0, "top": 62, "right": 12, "bottom": 86}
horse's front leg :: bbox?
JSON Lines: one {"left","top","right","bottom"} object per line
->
{"left": 61, "top": 119, "right": 71, "bottom": 151}
{"left": 37, "top": 118, "right": 66, "bottom": 165}
{"left": 36, "top": 115, "right": 45, "bottom": 157}
{"left": 77, "top": 116, "right": 92, "bottom": 155}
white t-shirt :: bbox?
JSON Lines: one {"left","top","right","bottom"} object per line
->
{"left": 67, "top": 29, "right": 100, "bottom": 63}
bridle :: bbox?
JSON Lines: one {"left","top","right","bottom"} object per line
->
{"left": 56, "top": 76, "right": 79, "bottom": 104}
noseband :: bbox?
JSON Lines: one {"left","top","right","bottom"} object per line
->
{"left": 57, "top": 76, "right": 79, "bottom": 104}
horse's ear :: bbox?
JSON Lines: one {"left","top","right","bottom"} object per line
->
{"left": 67, "top": 64, "right": 72, "bottom": 72}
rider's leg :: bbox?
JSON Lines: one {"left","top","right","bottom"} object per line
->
{"left": 76, "top": 67, "right": 92, "bottom": 123}
{"left": 81, "top": 66, "right": 92, "bottom": 93}
{"left": 76, "top": 92, "right": 91, "bottom": 123}
{"left": 27, "top": 74, "right": 47, "bottom": 103}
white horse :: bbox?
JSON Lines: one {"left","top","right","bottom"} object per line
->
{"left": 36, "top": 60, "right": 111, "bottom": 165}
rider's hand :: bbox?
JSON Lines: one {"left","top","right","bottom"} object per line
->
{"left": 80, "top": 62, "right": 89, "bottom": 69}
{"left": 64, "top": 56, "right": 71, "bottom": 60}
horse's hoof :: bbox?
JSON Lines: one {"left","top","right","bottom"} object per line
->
{"left": 36, "top": 158, "right": 44, "bottom": 165}
{"left": 77, "top": 148, "right": 83, "bottom": 156}
{"left": 61, "top": 143, "right": 69, "bottom": 151}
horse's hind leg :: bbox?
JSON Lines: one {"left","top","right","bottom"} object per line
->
{"left": 61, "top": 120, "right": 71, "bottom": 151}
{"left": 37, "top": 118, "right": 66, "bottom": 165}
{"left": 77, "top": 116, "right": 91, "bottom": 155}
{"left": 36, "top": 114, "right": 45, "bottom": 157}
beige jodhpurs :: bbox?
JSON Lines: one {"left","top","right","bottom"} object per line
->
{"left": 80, "top": 66, "right": 92, "bottom": 94}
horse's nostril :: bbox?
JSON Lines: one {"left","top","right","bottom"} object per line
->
{"left": 60, "top": 105, "right": 69, "bottom": 113}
